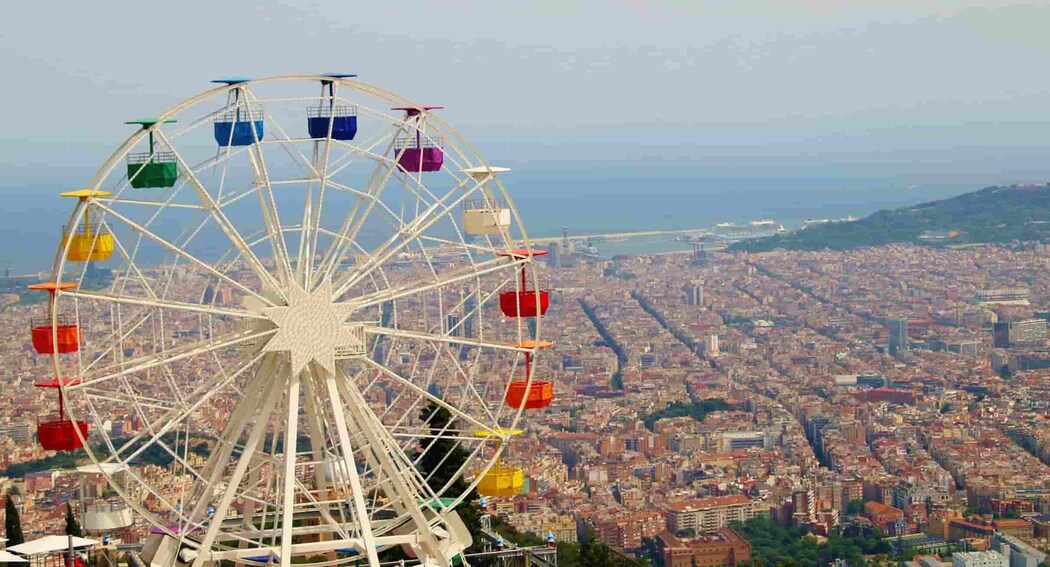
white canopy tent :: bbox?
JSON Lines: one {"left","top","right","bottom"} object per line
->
{"left": 0, "top": 550, "right": 29, "bottom": 563}
{"left": 6, "top": 536, "right": 100, "bottom": 556}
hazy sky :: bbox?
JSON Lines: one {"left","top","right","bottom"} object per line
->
{"left": 3, "top": 1, "right": 1050, "bottom": 178}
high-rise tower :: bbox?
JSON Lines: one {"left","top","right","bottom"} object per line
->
{"left": 888, "top": 318, "right": 908, "bottom": 356}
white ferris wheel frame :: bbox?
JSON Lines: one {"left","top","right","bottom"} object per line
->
{"left": 41, "top": 75, "right": 548, "bottom": 567}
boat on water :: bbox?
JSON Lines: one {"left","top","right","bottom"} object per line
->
{"left": 801, "top": 215, "right": 857, "bottom": 229}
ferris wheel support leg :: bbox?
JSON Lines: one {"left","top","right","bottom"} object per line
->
{"left": 322, "top": 369, "right": 382, "bottom": 567}
{"left": 242, "top": 466, "right": 261, "bottom": 533}
{"left": 190, "top": 359, "right": 284, "bottom": 567}
{"left": 184, "top": 358, "right": 274, "bottom": 526}
{"left": 334, "top": 371, "right": 447, "bottom": 567}
{"left": 278, "top": 369, "right": 301, "bottom": 567}
{"left": 302, "top": 371, "right": 342, "bottom": 561}
{"left": 302, "top": 368, "right": 332, "bottom": 510}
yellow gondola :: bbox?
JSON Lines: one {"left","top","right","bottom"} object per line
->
{"left": 474, "top": 428, "right": 525, "bottom": 498}
{"left": 59, "top": 189, "right": 113, "bottom": 262}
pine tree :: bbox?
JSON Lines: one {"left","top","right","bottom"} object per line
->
{"left": 4, "top": 492, "right": 25, "bottom": 546}
{"left": 417, "top": 402, "right": 484, "bottom": 552}
{"left": 65, "top": 502, "right": 82, "bottom": 537}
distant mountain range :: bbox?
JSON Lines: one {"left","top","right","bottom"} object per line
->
{"left": 731, "top": 184, "right": 1050, "bottom": 252}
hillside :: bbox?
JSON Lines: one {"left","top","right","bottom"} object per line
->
{"left": 731, "top": 184, "right": 1050, "bottom": 252}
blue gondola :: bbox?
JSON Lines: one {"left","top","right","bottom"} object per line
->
{"left": 308, "top": 73, "right": 358, "bottom": 140}
{"left": 211, "top": 78, "right": 264, "bottom": 146}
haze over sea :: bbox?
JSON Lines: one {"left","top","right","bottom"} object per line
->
{"left": 7, "top": 4, "right": 1050, "bottom": 271}
{"left": 0, "top": 164, "right": 988, "bottom": 273}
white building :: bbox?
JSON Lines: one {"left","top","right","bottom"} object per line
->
{"left": 952, "top": 550, "right": 1008, "bottom": 567}
{"left": 991, "top": 532, "right": 1048, "bottom": 567}
{"left": 664, "top": 495, "right": 754, "bottom": 533}
{"left": 703, "top": 334, "right": 719, "bottom": 357}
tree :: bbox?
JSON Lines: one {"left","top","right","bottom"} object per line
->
{"left": 4, "top": 492, "right": 25, "bottom": 546}
{"left": 557, "top": 542, "right": 581, "bottom": 567}
{"left": 578, "top": 532, "right": 611, "bottom": 567}
{"left": 65, "top": 502, "right": 82, "bottom": 537}
{"left": 845, "top": 498, "right": 868, "bottom": 516}
{"left": 417, "top": 402, "right": 484, "bottom": 553}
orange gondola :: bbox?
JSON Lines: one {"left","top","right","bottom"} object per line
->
{"left": 504, "top": 344, "right": 554, "bottom": 410}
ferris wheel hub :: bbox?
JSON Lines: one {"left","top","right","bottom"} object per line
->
{"left": 260, "top": 279, "right": 364, "bottom": 375}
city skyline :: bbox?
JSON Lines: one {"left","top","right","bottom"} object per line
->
{"left": 2, "top": 4, "right": 1050, "bottom": 567}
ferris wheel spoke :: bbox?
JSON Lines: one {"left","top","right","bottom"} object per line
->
{"left": 324, "top": 180, "right": 404, "bottom": 232}
{"left": 323, "top": 122, "right": 398, "bottom": 179}
{"left": 388, "top": 429, "right": 484, "bottom": 442}
{"left": 315, "top": 113, "right": 423, "bottom": 281}
{"left": 82, "top": 388, "right": 175, "bottom": 412}
{"left": 99, "top": 197, "right": 207, "bottom": 211}
{"left": 102, "top": 224, "right": 165, "bottom": 303}
{"left": 331, "top": 178, "right": 485, "bottom": 299}
{"left": 61, "top": 288, "right": 264, "bottom": 320}
{"left": 421, "top": 331, "right": 500, "bottom": 425}
{"left": 105, "top": 177, "right": 212, "bottom": 304}
{"left": 417, "top": 233, "right": 511, "bottom": 256}
{"left": 106, "top": 350, "right": 265, "bottom": 467}
{"left": 363, "top": 325, "right": 528, "bottom": 354}
{"left": 311, "top": 131, "right": 402, "bottom": 276}
{"left": 247, "top": 143, "right": 296, "bottom": 287}
{"left": 359, "top": 357, "right": 499, "bottom": 437}
{"left": 74, "top": 328, "right": 276, "bottom": 390}
{"left": 377, "top": 347, "right": 446, "bottom": 428}
{"left": 153, "top": 130, "right": 286, "bottom": 302}
{"left": 245, "top": 88, "right": 320, "bottom": 180}
{"left": 349, "top": 255, "right": 524, "bottom": 309}
{"left": 90, "top": 200, "right": 275, "bottom": 306}
{"left": 78, "top": 309, "right": 155, "bottom": 375}
{"left": 297, "top": 186, "right": 314, "bottom": 287}
{"left": 317, "top": 145, "right": 400, "bottom": 285}
{"left": 241, "top": 87, "right": 298, "bottom": 287}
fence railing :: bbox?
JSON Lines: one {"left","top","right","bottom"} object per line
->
{"left": 307, "top": 105, "right": 358, "bottom": 118}
{"left": 394, "top": 136, "right": 443, "bottom": 150}
{"left": 214, "top": 109, "right": 264, "bottom": 122}
{"left": 127, "top": 151, "right": 176, "bottom": 165}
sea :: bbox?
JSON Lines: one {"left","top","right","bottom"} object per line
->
{"left": 0, "top": 167, "right": 978, "bottom": 273}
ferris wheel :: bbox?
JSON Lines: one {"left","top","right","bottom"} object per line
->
{"left": 26, "top": 75, "right": 556, "bottom": 567}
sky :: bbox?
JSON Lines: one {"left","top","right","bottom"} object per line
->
{"left": 3, "top": 1, "right": 1050, "bottom": 180}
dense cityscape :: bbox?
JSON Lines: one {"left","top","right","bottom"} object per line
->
{"left": 3, "top": 233, "right": 1050, "bottom": 567}
{"left": 4, "top": 4, "right": 1050, "bottom": 566}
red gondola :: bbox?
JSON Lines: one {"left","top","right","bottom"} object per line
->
{"left": 497, "top": 250, "right": 550, "bottom": 318}
{"left": 35, "top": 378, "right": 88, "bottom": 451}
{"left": 28, "top": 282, "right": 80, "bottom": 354}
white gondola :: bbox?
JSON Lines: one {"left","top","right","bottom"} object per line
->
{"left": 461, "top": 166, "right": 512, "bottom": 235}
